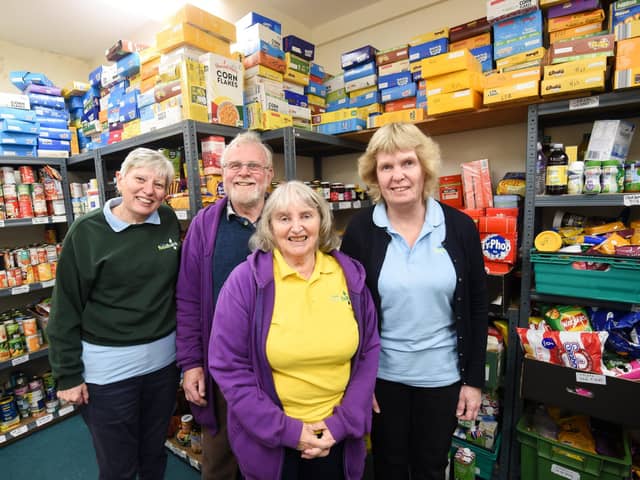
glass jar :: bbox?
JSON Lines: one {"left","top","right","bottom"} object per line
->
{"left": 545, "top": 144, "right": 568, "bottom": 195}
{"left": 583, "top": 161, "right": 601, "bottom": 194}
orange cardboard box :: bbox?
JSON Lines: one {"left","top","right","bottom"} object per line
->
{"left": 479, "top": 216, "right": 518, "bottom": 233}
{"left": 420, "top": 50, "right": 482, "bottom": 79}
{"left": 243, "top": 51, "right": 286, "bottom": 73}
{"left": 549, "top": 22, "right": 603, "bottom": 44}
{"left": 439, "top": 174, "right": 464, "bottom": 209}
{"left": 427, "top": 89, "right": 482, "bottom": 116}
{"left": 450, "top": 33, "right": 492, "bottom": 52}
{"left": 168, "top": 3, "right": 236, "bottom": 43}
{"left": 617, "top": 37, "right": 640, "bottom": 69}
{"left": 141, "top": 57, "right": 160, "bottom": 81}
{"left": 156, "top": 23, "right": 230, "bottom": 56}
{"left": 548, "top": 9, "right": 605, "bottom": 33}
{"left": 426, "top": 70, "right": 485, "bottom": 96}
{"left": 384, "top": 97, "right": 416, "bottom": 112}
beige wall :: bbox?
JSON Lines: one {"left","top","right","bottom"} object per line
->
{"left": 0, "top": 39, "right": 92, "bottom": 92}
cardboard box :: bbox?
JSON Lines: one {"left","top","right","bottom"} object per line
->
{"left": 315, "top": 118, "right": 366, "bottom": 134}
{"left": 615, "top": 18, "right": 640, "bottom": 40}
{"left": 549, "top": 34, "right": 615, "bottom": 63}
{"left": 494, "top": 32, "right": 544, "bottom": 60}
{"left": 426, "top": 70, "right": 484, "bottom": 96}
{"left": 427, "top": 89, "right": 482, "bottom": 116}
{"left": 381, "top": 83, "right": 416, "bottom": 103}
{"left": 548, "top": 0, "right": 600, "bottom": 18}
{"left": 548, "top": 21, "right": 603, "bottom": 43}
{"left": 238, "top": 23, "right": 282, "bottom": 58}
{"left": 420, "top": 50, "right": 482, "bottom": 79}
{"left": 287, "top": 104, "right": 310, "bottom": 120}
{"left": 349, "top": 91, "right": 380, "bottom": 108}
{"left": 484, "top": 67, "right": 541, "bottom": 88}
{"left": 156, "top": 23, "right": 230, "bottom": 56}
{"left": 372, "top": 108, "right": 425, "bottom": 128}
{"left": 486, "top": 0, "right": 539, "bottom": 23}
{"left": 283, "top": 90, "right": 308, "bottom": 107}
{"left": 439, "top": 174, "right": 464, "bottom": 209}
{"left": 307, "top": 94, "right": 326, "bottom": 107}
{"left": 376, "top": 45, "right": 409, "bottom": 66}
{"left": 543, "top": 56, "right": 607, "bottom": 78}
{"left": 610, "top": 0, "right": 640, "bottom": 31}
{"left": 378, "top": 71, "right": 413, "bottom": 90}
{"left": 617, "top": 36, "right": 640, "bottom": 66}
{"left": 344, "top": 61, "right": 376, "bottom": 83}
{"left": 155, "top": 60, "right": 208, "bottom": 122}
{"left": 409, "top": 28, "right": 449, "bottom": 46}
{"left": 481, "top": 232, "right": 517, "bottom": 264}
{"left": 169, "top": 4, "right": 236, "bottom": 43}
{"left": 286, "top": 82, "right": 306, "bottom": 96}
{"left": 341, "top": 45, "right": 377, "bottom": 69}
{"left": 283, "top": 69, "right": 309, "bottom": 86}
{"left": 493, "top": 10, "right": 543, "bottom": 45}
{"left": 285, "top": 52, "right": 310, "bottom": 75}
{"left": 244, "top": 64, "right": 284, "bottom": 83}
{"left": 614, "top": 67, "right": 640, "bottom": 89}
{"left": 345, "top": 74, "right": 377, "bottom": 93}
{"left": 548, "top": 8, "right": 605, "bottom": 32}
{"left": 312, "top": 108, "right": 365, "bottom": 125}
{"left": 585, "top": 119, "right": 636, "bottom": 162}
{"left": 541, "top": 71, "right": 605, "bottom": 95}
{"left": 323, "top": 73, "right": 344, "bottom": 93}
{"left": 283, "top": 35, "right": 315, "bottom": 61}
{"left": 471, "top": 45, "right": 494, "bottom": 72}
{"left": 378, "top": 59, "right": 411, "bottom": 77}
{"left": 105, "top": 40, "right": 147, "bottom": 64}
{"left": 450, "top": 33, "right": 492, "bottom": 52}
{"left": 0, "top": 107, "right": 36, "bottom": 122}
{"left": 384, "top": 97, "right": 416, "bottom": 112}
{"left": 200, "top": 53, "right": 243, "bottom": 127}
{"left": 408, "top": 38, "right": 449, "bottom": 63}
{"left": 243, "top": 51, "right": 286, "bottom": 73}
{"left": 348, "top": 85, "right": 377, "bottom": 98}
{"left": 235, "top": 11, "right": 281, "bottom": 35}
{"left": 483, "top": 79, "right": 539, "bottom": 104}
{"left": 449, "top": 17, "right": 491, "bottom": 43}
{"left": 495, "top": 47, "right": 547, "bottom": 70}
{"left": 461, "top": 158, "right": 493, "bottom": 209}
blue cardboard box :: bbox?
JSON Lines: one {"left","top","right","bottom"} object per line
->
{"left": 493, "top": 32, "right": 543, "bottom": 60}
{"left": 471, "top": 45, "right": 494, "bottom": 72}
{"left": 284, "top": 90, "right": 308, "bottom": 107}
{"left": 0, "top": 131, "right": 38, "bottom": 146}
{"left": 283, "top": 35, "right": 315, "bottom": 61}
{"left": 315, "top": 118, "right": 366, "bottom": 134}
{"left": 39, "top": 127, "right": 72, "bottom": 140}
{"left": 305, "top": 82, "right": 327, "bottom": 97}
{"left": 68, "top": 96, "right": 84, "bottom": 110}
{"left": 10, "top": 71, "right": 53, "bottom": 91}
{"left": 137, "top": 90, "right": 156, "bottom": 109}
{"left": 0, "top": 107, "right": 37, "bottom": 123}
{"left": 378, "top": 71, "right": 413, "bottom": 90}
{"left": 243, "top": 41, "right": 284, "bottom": 59}
{"left": 341, "top": 45, "right": 377, "bottom": 69}
{"left": 408, "top": 38, "right": 448, "bottom": 62}
{"left": 36, "top": 116, "right": 68, "bottom": 129}
{"left": 38, "top": 138, "right": 71, "bottom": 151}
{"left": 493, "top": 10, "right": 543, "bottom": 45}
{"left": 236, "top": 11, "right": 281, "bottom": 34}
{"left": 28, "top": 93, "right": 66, "bottom": 110}
{"left": 116, "top": 53, "right": 141, "bottom": 78}
{"left": 34, "top": 106, "right": 69, "bottom": 120}
{"left": 89, "top": 65, "right": 103, "bottom": 87}
{"left": 0, "top": 118, "right": 39, "bottom": 134}
{"left": 349, "top": 91, "right": 380, "bottom": 108}
{"left": 0, "top": 144, "right": 36, "bottom": 157}
{"left": 380, "top": 83, "right": 417, "bottom": 103}
{"left": 310, "top": 63, "right": 325, "bottom": 79}
{"left": 326, "top": 97, "right": 350, "bottom": 112}
{"left": 344, "top": 61, "right": 376, "bottom": 83}
{"left": 139, "top": 104, "right": 155, "bottom": 122}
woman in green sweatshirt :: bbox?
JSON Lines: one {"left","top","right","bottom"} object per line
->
{"left": 47, "top": 147, "right": 181, "bottom": 480}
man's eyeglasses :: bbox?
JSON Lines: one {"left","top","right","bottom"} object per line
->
{"left": 223, "top": 162, "right": 270, "bottom": 173}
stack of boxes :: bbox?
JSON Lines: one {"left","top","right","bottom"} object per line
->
{"left": 450, "top": 17, "right": 494, "bottom": 73}
{"left": 542, "top": 1, "right": 611, "bottom": 96}
{"left": 306, "top": 62, "right": 328, "bottom": 124}
{"left": 62, "top": 82, "right": 90, "bottom": 155}
{"left": 0, "top": 92, "right": 38, "bottom": 157}
{"left": 10, "top": 72, "right": 71, "bottom": 158}
{"left": 612, "top": 0, "right": 640, "bottom": 90}
{"left": 238, "top": 12, "right": 292, "bottom": 131}
{"left": 283, "top": 35, "right": 314, "bottom": 130}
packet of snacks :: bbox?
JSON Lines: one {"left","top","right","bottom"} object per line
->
{"left": 517, "top": 328, "right": 608, "bottom": 374}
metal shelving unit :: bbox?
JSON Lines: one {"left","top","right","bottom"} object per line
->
{"left": 517, "top": 90, "right": 640, "bottom": 472}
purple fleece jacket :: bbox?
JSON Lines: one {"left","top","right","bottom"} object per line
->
{"left": 209, "top": 249, "right": 380, "bottom": 480}
{"left": 175, "top": 198, "right": 229, "bottom": 434}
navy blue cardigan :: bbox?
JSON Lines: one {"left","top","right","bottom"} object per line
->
{"left": 340, "top": 200, "right": 488, "bottom": 388}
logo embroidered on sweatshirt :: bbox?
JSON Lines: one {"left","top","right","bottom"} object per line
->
{"left": 330, "top": 290, "right": 351, "bottom": 305}
{"left": 157, "top": 238, "right": 179, "bottom": 251}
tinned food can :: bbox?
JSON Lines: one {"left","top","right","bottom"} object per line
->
{"left": 19, "top": 166, "right": 35, "bottom": 184}
{"left": 0, "top": 395, "right": 21, "bottom": 432}
{"left": 453, "top": 447, "right": 476, "bottom": 480}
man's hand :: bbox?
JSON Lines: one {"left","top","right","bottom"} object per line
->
{"left": 57, "top": 383, "right": 89, "bottom": 405}
{"left": 183, "top": 367, "right": 207, "bottom": 407}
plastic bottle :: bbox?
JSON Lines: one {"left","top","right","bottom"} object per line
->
{"left": 545, "top": 144, "right": 568, "bottom": 195}
{"left": 577, "top": 133, "right": 591, "bottom": 162}
{"left": 601, "top": 160, "right": 621, "bottom": 194}
{"left": 567, "top": 161, "right": 584, "bottom": 195}
{"left": 624, "top": 161, "right": 640, "bottom": 192}
{"left": 583, "top": 161, "right": 601, "bottom": 194}
{"left": 535, "top": 142, "right": 547, "bottom": 195}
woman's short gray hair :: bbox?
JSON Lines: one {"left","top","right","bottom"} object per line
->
{"left": 221, "top": 131, "right": 273, "bottom": 168}
{"left": 358, "top": 122, "right": 441, "bottom": 203}
{"left": 250, "top": 181, "right": 340, "bottom": 253}
{"left": 119, "top": 147, "right": 175, "bottom": 188}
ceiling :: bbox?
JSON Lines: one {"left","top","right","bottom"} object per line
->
{"left": 0, "top": 0, "right": 372, "bottom": 62}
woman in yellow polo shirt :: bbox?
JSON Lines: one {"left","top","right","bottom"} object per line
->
{"left": 209, "top": 181, "right": 380, "bottom": 480}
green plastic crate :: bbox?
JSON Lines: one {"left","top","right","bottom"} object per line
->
{"left": 516, "top": 417, "right": 631, "bottom": 480}
{"left": 450, "top": 433, "right": 501, "bottom": 480}
{"left": 531, "top": 252, "right": 640, "bottom": 303}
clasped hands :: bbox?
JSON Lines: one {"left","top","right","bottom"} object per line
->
{"left": 297, "top": 421, "right": 335, "bottom": 459}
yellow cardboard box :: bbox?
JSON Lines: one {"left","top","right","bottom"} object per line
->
{"left": 155, "top": 60, "right": 208, "bottom": 121}
{"left": 409, "top": 28, "right": 449, "bottom": 46}
{"left": 421, "top": 50, "right": 482, "bottom": 79}
{"left": 263, "top": 110, "right": 293, "bottom": 130}
{"left": 156, "top": 23, "right": 231, "bottom": 56}
{"left": 543, "top": 56, "right": 607, "bottom": 78}
{"left": 483, "top": 80, "right": 539, "bottom": 105}
{"left": 549, "top": 22, "right": 603, "bottom": 44}
{"left": 450, "top": 33, "right": 492, "bottom": 52}
{"left": 122, "top": 119, "right": 141, "bottom": 140}
{"left": 313, "top": 108, "right": 366, "bottom": 125}
{"left": 496, "top": 47, "right": 547, "bottom": 70}
{"left": 427, "top": 89, "right": 482, "bottom": 115}
{"left": 615, "top": 19, "right": 640, "bottom": 41}
{"left": 541, "top": 71, "right": 605, "bottom": 95}
{"left": 168, "top": 4, "right": 236, "bottom": 43}
{"left": 614, "top": 67, "right": 640, "bottom": 89}
{"left": 283, "top": 69, "right": 309, "bottom": 86}
{"left": 426, "top": 70, "right": 484, "bottom": 96}
{"left": 484, "top": 67, "right": 541, "bottom": 89}
{"left": 348, "top": 85, "right": 377, "bottom": 99}
{"left": 358, "top": 103, "right": 382, "bottom": 116}
{"left": 244, "top": 64, "right": 284, "bottom": 83}
{"left": 548, "top": 9, "right": 605, "bottom": 33}
{"left": 307, "top": 94, "right": 326, "bottom": 107}
{"left": 373, "top": 108, "right": 426, "bottom": 128}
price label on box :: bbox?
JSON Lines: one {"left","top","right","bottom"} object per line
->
{"left": 11, "top": 354, "right": 30, "bottom": 367}
{"left": 36, "top": 414, "right": 54, "bottom": 427}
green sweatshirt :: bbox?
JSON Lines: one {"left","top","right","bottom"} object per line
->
{"left": 47, "top": 204, "right": 180, "bottom": 389}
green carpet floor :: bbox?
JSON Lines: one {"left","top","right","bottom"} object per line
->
{"left": 0, "top": 413, "right": 200, "bottom": 479}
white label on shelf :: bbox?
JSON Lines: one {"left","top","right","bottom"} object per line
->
{"left": 41, "top": 280, "right": 55, "bottom": 288}
{"left": 0, "top": 434, "right": 6, "bottom": 444}
{"left": 177, "top": 449, "right": 187, "bottom": 459}
{"left": 51, "top": 215, "right": 67, "bottom": 223}
{"left": 338, "top": 201, "right": 351, "bottom": 210}
{"left": 0, "top": 221, "right": 4, "bottom": 228}
{"left": 11, "top": 285, "right": 30, "bottom": 295}
{"left": 352, "top": 200, "right": 362, "bottom": 209}
{"left": 36, "top": 414, "right": 54, "bottom": 427}
{"left": 32, "top": 217, "right": 49, "bottom": 225}
{"left": 9, "top": 425, "right": 29, "bottom": 438}
{"left": 569, "top": 96, "right": 599, "bottom": 110}
{"left": 623, "top": 194, "right": 640, "bottom": 206}
{"left": 175, "top": 210, "right": 188, "bottom": 220}
{"left": 58, "top": 405, "right": 74, "bottom": 417}
{"left": 575, "top": 372, "right": 606, "bottom": 385}
{"left": 11, "top": 354, "right": 30, "bottom": 366}
{"left": 550, "top": 464, "right": 579, "bottom": 480}
{"left": 189, "top": 457, "right": 199, "bottom": 469}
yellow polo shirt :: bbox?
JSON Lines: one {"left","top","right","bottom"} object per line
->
{"left": 267, "top": 249, "right": 359, "bottom": 423}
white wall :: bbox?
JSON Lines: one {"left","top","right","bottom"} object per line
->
{"left": 0, "top": 39, "right": 92, "bottom": 92}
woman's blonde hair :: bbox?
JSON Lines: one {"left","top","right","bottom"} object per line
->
{"left": 357, "top": 122, "right": 441, "bottom": 203}
{"left": 119, "top": 147, "right": 175, "bottom": 188}
{"left": 249, "top": 181, "right": 340, "bottom": 253}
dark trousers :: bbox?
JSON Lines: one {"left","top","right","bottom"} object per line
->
{"left": 201, "top": 384, "right": 239, "bottom": 480}
{"left": 81, "top": 363, "right": 179, "bottom": 480}
{"left": 281, "top": 442, "right": 345, "bottom": 480}
{"left": 371, "top": 379, "right": 460, "bottom": 480}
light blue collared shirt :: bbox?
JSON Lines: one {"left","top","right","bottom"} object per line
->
{"left": 81, "top": 198, "right": 175, "bottom": 386}
{"left": 374, "top": 198, "right": 460, "bottom": 387}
